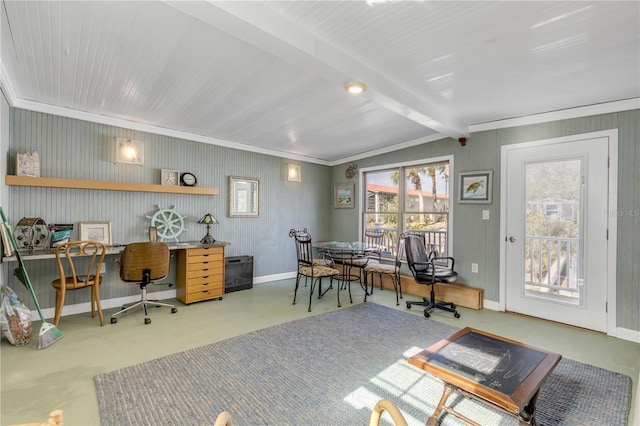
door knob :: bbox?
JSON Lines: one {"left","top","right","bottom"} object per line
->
{"left": 508, "top": 236, "right": 516, "bottom": 242}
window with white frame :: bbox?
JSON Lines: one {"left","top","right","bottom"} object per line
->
{"left": 362, "top": 159, "right": 451, "bottom": 258}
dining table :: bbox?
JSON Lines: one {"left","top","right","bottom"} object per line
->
{"left": 313, "top": 241, "right": 377, "bottom": 297}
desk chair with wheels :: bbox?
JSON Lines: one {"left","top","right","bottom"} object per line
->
{"left": 404, "top": 234, "right": 460, "bottom": 318}
{"left": 110, "top": 242, "right": 177, "bottom": 325}
{"left": 51, "top": 241, "right": 106, "bottom": 327}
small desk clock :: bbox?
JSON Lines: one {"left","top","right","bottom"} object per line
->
{"left": 180, "top": 172, "right": 197, "bottom": 187}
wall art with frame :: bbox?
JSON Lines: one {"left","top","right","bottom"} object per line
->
{"left": 334, "top": 182, "right": 355, "bottom": 208}
{"left": 458, "top": 170, "right": 493, "bottom": 203}
{"left": 79, "top": 221, "right": 112, "bottom": 245}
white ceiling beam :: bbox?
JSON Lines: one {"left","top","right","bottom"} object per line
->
{"left": 164, "top": 1, "right": 469, "bottom": 140}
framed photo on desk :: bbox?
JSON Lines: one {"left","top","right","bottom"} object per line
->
{"left": 79, "top": 221, "right": 112, "bottom": 246}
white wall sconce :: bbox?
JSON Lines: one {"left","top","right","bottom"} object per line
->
{"left": 287, "top": 164, "right": 301, "bottom": 182}
{"left": 115, "top": 138, "right": 144, "bottom": 166}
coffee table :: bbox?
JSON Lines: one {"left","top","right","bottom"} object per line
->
{"left": 408, "top": 327, "right": 561, "bottom": 426}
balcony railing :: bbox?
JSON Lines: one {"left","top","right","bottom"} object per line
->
{"left": 524, "top": 235, "right": 580, "bottom": 303}
{"left": 365, "top": 227, "right": 448, "bottom": 257}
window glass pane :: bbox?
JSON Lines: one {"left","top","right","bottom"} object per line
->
{"left": 524, "top": 159, "right": 582, "bottom": 304}
{"left": 403, "top": 163, "right": 450, "bottom": 213}
{"left": 364, "top": 169, "right": 399, "bottom": 255}
{"left": 363, "top": 161, "right": 450, "bottom": 258}
{"left": 365, "top": 169, "right": 399, "bottom": 213}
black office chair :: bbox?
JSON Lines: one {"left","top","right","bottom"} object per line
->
{"left": 404, "top": 234, "right": 460, "bottom": 318}
{"left": 110, "top": 242, "right": 178, "bottom": 325}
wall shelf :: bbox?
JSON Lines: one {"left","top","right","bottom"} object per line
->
{"left": 5, "top": 175, "right": 219, "bottom": 195}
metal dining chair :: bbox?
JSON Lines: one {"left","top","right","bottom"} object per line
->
{"left": 364, "top": 234, "right": 404, "bottom": 305}
{"left": 289, "top": 229, "right": 341, "bottom": 312}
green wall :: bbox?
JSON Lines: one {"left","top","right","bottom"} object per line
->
{"left": 2, "top": 102, "right": 638, "bottom": 333}
{"left": 332, "top": 109, "right": 639, "bottom": 332}
{"left": 2, "top": 108, "right": 332, "bottom": 310}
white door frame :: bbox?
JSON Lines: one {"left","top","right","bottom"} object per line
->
{"left": 499, "top": 129, "right": 618, "bottom": 336}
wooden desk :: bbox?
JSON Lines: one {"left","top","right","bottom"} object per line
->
{"left": 409, "top": 327, "right": 561, "bottom": 426}
{"left": 2, "top": 241, "right": 229, "bottom": 263}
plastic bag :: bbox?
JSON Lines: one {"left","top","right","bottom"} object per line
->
{"left": 1, "top": 286, "right": 33, "bottom": 346}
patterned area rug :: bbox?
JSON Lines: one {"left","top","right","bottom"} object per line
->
{"left": 94, "top": 303, "right": 631, "bottom": 425}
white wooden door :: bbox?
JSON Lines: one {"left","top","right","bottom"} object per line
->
{"left": 503, "top": 135, "right": 610, "bottom": 332}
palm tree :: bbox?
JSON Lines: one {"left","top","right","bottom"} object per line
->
{"left": 391, "top": 168, "right": 427, "bottom": 225}
{"left": 391, "top": 166, "right": 447, "bottom": 226}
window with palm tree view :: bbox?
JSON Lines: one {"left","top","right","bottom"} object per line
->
{"left": 363, "top": 160, "right": 451, "bottom": 258}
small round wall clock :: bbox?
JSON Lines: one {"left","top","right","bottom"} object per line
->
{"left": 180, "top": 172, "right": 197, "bottom": 187}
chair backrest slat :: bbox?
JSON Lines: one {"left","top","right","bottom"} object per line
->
{"left": 289, "top": 228, "right": 313, "bottom": 267}
{"left": 55, "top": 240, "right": 106, "bottom": 289}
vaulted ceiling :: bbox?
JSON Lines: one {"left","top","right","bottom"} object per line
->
{"left": 1, "top": 1, "right": 638, "bottom": 164}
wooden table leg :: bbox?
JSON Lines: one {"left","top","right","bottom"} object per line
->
{"left": 518, "top": 389, "right": 540, "bottom": 425}
{"left": 426, "top": 384, "right": 454, "bottom": 426}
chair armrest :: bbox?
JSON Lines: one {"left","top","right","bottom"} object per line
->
{"left": 411, "top": 260, "right": 433, "bottom": 272}
{"left": 432, "top": 256, "right": 455, "bottom": 270}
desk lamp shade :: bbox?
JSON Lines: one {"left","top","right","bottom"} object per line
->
{"left": 197, "top": 214, "right": 219, "bottom": 244}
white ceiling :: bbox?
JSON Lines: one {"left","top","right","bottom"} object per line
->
{"left": 1, "top": 1, "right": 638, "bottom": 165}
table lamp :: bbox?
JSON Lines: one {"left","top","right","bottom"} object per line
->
{"left": 197, "top": 213, "right": 219, "bottom": 244}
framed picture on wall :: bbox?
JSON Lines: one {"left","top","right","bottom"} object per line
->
{"left": 458, "top": 170, "right": 493, "bottom": 203}
{"left": 79, "top": 221, "right": 112, "bottom": 245}
{"left": 229, "top": 176, "right": 260, "bottom": 217}
{"left": 334, "top": 182, "right": 355, "bottom": 208}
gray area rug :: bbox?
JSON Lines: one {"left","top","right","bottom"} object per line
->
{"left": 94, "top": 303, "right": 631, "bottom": 425}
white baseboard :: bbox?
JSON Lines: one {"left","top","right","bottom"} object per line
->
{"left": 482, "top": 299, "right": 500, "bottom": 311}
{"left": 36, "top": 289, "right": 177, "bottom": 320}
{"left": 616, "top": 327, "right": 640, "bottom": 343}
{"left": 254, "top": 272, "right": 295, "bottom": 284}
{"left": 33, "top": 274, "right": 298, "bottom": 320}
{"left": 34, "top": 279, "right": 640, "bottom": 344}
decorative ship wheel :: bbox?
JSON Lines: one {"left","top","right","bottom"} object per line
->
{"left": 146, "top": 205, "right": 187, "bottom": 242}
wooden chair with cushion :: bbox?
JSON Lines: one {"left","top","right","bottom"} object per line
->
{"left": 51, "top": 241, "right": 106, "bottom": 327}
{"left": 289, "top": 229, "right": 341, "bottom": 312}
{"left": 110, "top": 242, "right": 177, "bottom": 325}
{"left": 364, "top": 233, "right": 404, "bottom": 305}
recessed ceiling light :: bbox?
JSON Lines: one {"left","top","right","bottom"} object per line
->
{"left": 345, "top": 82, "right": 366, "bottom": 94}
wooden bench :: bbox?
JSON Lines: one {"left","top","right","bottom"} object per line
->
{"left": 370, "top": 271, "right": 484, "bottom": 310}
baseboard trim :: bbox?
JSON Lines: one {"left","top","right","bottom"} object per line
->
{"left": 37, "top": 289, "right": 178, "bottom": 320}
{"left": 34, "top": 274, "right": 640, "bottom": 344}
{"left": 482, "top": 299, "right": 500, "bottom": 311}
{"left": 616, "top": 327, "right": 640, "bottom": 343}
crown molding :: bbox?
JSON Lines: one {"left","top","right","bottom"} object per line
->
{"left": 470, "top": 98, "right": 640, "bottom": 132}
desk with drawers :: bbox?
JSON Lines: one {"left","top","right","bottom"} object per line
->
{"left": 2, "top": 241, "right": 229, "bottom": 305}
{"left": 176, "top": 245, "right": 226, "bottom": 304}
